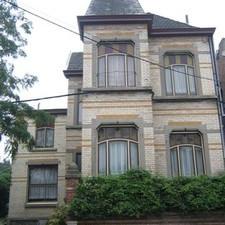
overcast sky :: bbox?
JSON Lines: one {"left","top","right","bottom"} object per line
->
{"left": 0, "top": 0, "right": 224, "bottom": 161}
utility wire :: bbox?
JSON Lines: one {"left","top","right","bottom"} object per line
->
{"left": 2, "top": 0, "right": 221, "bottom": 85}
{"left": 12, "top": 92, "right": 88, "bottom": 103}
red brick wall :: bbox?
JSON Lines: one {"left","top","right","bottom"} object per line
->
{"left": 74, "top": 212, "right": 225, "bottom": 225}
{"left": 65, "top": 178, "right": 80, "bottom": 203}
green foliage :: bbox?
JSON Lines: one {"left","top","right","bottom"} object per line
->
{"left": 0, "top": 161, "right": 11, "bottom": 218}
{"left": 46, "top": 205, "right": 69, "bottom": 225}
{"left": 70, "top": 170, "right": 225, "bottom": 220}
{"left": 0, "top": 0, "right": 53, "bottom": 158}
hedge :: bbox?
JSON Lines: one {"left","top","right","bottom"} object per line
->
{"left": 70, "top": 170, "right": 225, "bottom": 219}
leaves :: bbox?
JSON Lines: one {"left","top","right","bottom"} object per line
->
{"left": 0, "top": 0, "right": 52, "bottom": 158}
{"left": 69, "top": 170, "right": 225, "bottom": 220}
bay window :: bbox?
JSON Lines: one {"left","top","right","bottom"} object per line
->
{"left": 164, "top": 53, "right": 197, "bottom": 96}
{"left": 98, "top": 42, "right": 135, "bottom": 87}
{"left": 98, "top": 126, "right": 138, "bottom": 175}
{"left": 170, "top": 132, "right": 205, "bottom": 177}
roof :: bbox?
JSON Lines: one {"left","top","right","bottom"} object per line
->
{"left": 67, "top": 52, "right": 83, "bottom": 70}
{"left": 152, "top": 14, "right": 196, "bottom": 29}
{"left": 86, "top": 0, "right": 144, "bottom": 16}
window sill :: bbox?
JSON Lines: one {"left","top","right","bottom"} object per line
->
{"left": 82, "top": 87, "right": 153, "bottom": 93}
{"left": 30, "top": 148, "right": 57, "bottom": 152}
{"left": 153, "top": 95, "right": 217, "bottom": 102}
{"left": 25, "top": 201, "right": 58, "bottom": 208}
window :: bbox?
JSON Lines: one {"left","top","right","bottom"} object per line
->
{"left": 28, "top": 165, "right": 58, "bottom": 201}
{"left": 98, "top": 42, "right": 135, "bottom": 87}
{"left": 36, "top": 127, "right": 54, "bottom": 148}
{"left": 75, "top": 152, "right": 81, "bottom": 172}
{"left": 98, "top": 126, "right": 138, "bottom": 175}
{"left": 170, "top": 132, "right": 205, "bottom": 177}
{"left": 164, "top": 53, "right": 197, "bottom": 95}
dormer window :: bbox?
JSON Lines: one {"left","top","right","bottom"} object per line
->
{"left": 98, "top": 42, "right": 135, "bottom": 87}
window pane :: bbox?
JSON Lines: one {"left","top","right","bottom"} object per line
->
{"left": 180, "top": 146, "right": 194, "bottom": 176}
{"left": 98, "top": 57, "right": 106, "bottom": 87}
{"left": 170, "top": 148, "right": 179, "bottom": 177}
{"left": 98, "top": 143, "right": 106, "bottom": 176}
{"left": 78, "top": 102, "right": 82, "bottom": 124}
{"left": 173, "top": 65, "right": 187, "bottom": 95}
{"left": 188, "top": 67, "right": 197, "bottom": 95}
{"left": 46, "top": 128, "right": 54, "bottom": 147}
{"left": 128, "top": 56, "right": 135, "bottom": 86}
{"left": 36, "top": 129, "right": 45, "bottom": 147}
{"left": 29, "top": 166, "right": 57, "bottom": 201}
{"left": 165, "top": 68, "right": 173, "bottom": 95}
{"left": 130, "top": 142, "right": 138, "bottom": 169}
{"left": 108, "top": 55, "right": 125, "bottom": 87}
{"left": 195, "top": 147, "right": 204, "bottom": 175}
{"left": 76, "top": 153, "right": 82, "bottom": 172}
{"left": 109, "top": 141, "right": 127, "bottom": 175}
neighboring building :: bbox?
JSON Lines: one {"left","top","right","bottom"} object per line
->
{"left": 8, "top": 0, "right": 225, "bottom": 224}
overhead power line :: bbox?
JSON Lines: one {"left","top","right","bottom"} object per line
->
{"left": 2, "top": 0, "right": 221, "bottom": 85}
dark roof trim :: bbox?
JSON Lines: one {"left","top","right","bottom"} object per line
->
{"left": 63, "top": 70, "right": 83, "bottom": 79}
{"left": 151, "top": 27, "right": 215, "bottom": 37}
{"left": 41, "top": 108, "right": 67, "bottom": 115}
{"left": 78, "top": 14, "right": 153, "bottom": 40}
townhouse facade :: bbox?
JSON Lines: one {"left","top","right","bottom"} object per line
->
{"left": 8, "top": 0, "right": 225, "bottom": 224}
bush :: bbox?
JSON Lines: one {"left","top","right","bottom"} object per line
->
{"left": 69, "top": 170, "right": 225, "bottom": 220}
{"left": 46, "top": 205, "right": 69, "bottom": 225}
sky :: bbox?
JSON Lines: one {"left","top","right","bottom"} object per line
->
{"left": 0, "top": 0, "right": 225, "bottom": 161}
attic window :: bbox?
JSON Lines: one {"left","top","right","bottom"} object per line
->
{"left": 98, "top": 42, "right": 135, "bottom": 87}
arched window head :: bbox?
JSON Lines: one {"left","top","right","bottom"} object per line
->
{"left": 98, "top": 126, "right": 139, "bottom": 175}
{"left": 164, "top": 53, "right": 197, "bottom": 96}
{"left": 170, "top": 131, "right": 205, "bottom": 177}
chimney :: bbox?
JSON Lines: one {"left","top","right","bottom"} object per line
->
{"left": 185, "top": 15, "right": 189, "bottom": 24}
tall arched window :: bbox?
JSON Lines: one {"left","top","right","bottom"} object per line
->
{"left": 170, "top": 132, "right": 205, "bottom": 177}
{"left": 98, "top": 42, "right": 135, "bottom": 87}
{"left": 164, "top": 53, "right": 197, "bottom": 96}
{"left": 98, "top": 126, "right": 138, "bottom": 175}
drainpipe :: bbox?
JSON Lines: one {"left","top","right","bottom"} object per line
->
{"left": 208, "top": 36, "right": 225, "bottom": 166}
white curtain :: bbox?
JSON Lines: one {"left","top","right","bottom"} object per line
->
{"left": 98, "top": 57, "right": 106, "bottom": 87}
{"left": 173, "top": 65, "right": 187, "bottom": 94}
{"left": 109, "top": 141, "right": 127, "bottom": 175}
{"left": 165, "top": 68, "right": 173, "bottom": 95}
{"left": 108, "top": 55, "right": 125, "bottom": 86}
{"left": 127, "top": 56, "right": 135, "bottom": 86}
{"left": 170, "top": 148, "right": 179, "bottom": 176}
{"left": 187, "top": 67, "right": 197, "bottom": 95}
{"left": 29, "top": 166, "right": 57, "bottom": 200}
{"left": 130, "top": 142, "right": 138, "bottom": 169}
{"left": 45, "top": 128, "right": 54, "bottom": 147}
{"left": 98, "top": 143, "right": 106, "bottom": 175}
{"left": 195, "top": 147, "right": 204, "bottom": 175}
{"left": 36, "top": 129, "right": 45, "bottom": 147}
{"left": 180, "top": 146, "right": 194, "bottom": 176}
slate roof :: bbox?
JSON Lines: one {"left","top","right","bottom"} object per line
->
{"left": 152, "top": 14, "right": 196, "bottom": 29}
{"left": 86, "top": 0, "right": 144, "bottom": 15}
{"left": 67, "top": 52, "right": 83, "bottom": 70}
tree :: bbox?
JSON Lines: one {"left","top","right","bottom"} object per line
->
{"left": 0, "top": 0, "right": 52, "bottom": 158}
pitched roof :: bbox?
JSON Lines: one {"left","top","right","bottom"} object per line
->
{"left": 86, "top": 0, "right": 144, "bottom": 16}
{"left": 152, "top": 14, "right": 196, "bottom": 29}
{"left": 67, "top": 52, "right": 83, "bottom": 70}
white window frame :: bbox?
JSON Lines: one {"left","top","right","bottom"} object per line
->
{"left": 165, "top": 54, "right": 197, "bottom": 96}
{"left": 170, "top": 132, "right": 205, "bottom": 177}
{"left": 97, "top": 46, "right": 136, "bottom": 87}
